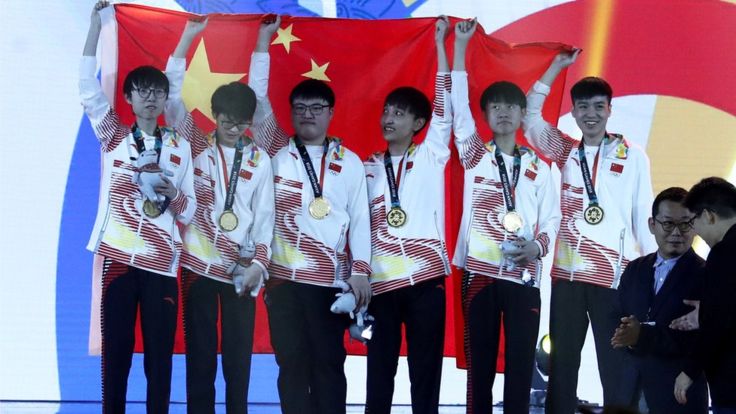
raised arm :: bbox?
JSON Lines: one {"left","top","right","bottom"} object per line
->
{"left": 423, "top": 16, "right": 452, "bottom": 165}
{"left": 450, "top": 19, "right": 485, "bottom": 169}
{"left": 435, "top": 16, "right": 449, "bottom": 73}
{"left": 80, "top": 1, "right": 129, "bottom": 152}
{"left": 249, "top": 16, "right": 289, "bottom": 157}
{"left": 523, "top": 50, "right": 580, "bottom": 166}
{"left": 165, "top": 18, "right": 209, "bottom": 155}
{"left": 82, "top": 1, "right": 106, "bottom": 57}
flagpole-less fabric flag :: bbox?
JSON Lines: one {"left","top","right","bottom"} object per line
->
{"left": 91, "top": 3, "right": 571, "bottom": 367}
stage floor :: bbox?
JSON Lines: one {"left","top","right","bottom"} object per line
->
{"left": 0, "top": 402, "right": 548, "bottom": 413}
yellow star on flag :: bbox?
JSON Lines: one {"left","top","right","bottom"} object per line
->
{"left": 301, "top": 59, "right": 331, "bottom": 82}
{"left": 181, "top": 39, "right": 247, "bottom": 122}
{"left": 271, "top": 24, "right": 301, "bottom": 53}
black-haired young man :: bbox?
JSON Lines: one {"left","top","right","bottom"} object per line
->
{"left": 361, "top": 16, "right": 452, "bottom": 414}
{"left": 524, "top": 51, "right": 657, "bottom": 413}
{"left": 165, "top": 19, "right": 275, "bottom": 414}
{"left": 452, "top": 19, "right": 560, "bottom": 414}
{"left": 248, "top": 16, "right": 372, "bottom": 414}
{"left": 80, "top": 2, "right": 196, "bottom": 412}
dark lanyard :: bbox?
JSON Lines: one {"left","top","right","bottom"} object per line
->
{"left": 294, "top": 137, "right": 329, "bottom": 199}
{"left": 494, "top": 144, "right": 521, "bottom": 212}
{"left": 383, "top": 144, "right": 412, "bottom": 209}
{"left": 131, "top": 123, "right": 162, "bottom": 161}
{"left": 577, "top": 137, "right": 606, "bottom": 205}
{"left": 216, "top": 138, "right": 245, "bottom": 212}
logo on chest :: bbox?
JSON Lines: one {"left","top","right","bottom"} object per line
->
{"left": 328, "top": 162, "right": 342, "bottom": 175}
{"left": 609, "top": 162, "right": 624, "bottom": 176}
{"left": 239, "top": 169, "right": 253, "bottom": 181}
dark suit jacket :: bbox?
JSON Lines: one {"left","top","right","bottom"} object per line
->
{"left": 618, "top": 248, "right": 708, "bottom": 414}
{"left": 687, "top": 224, "right": 736, "bottom": 407}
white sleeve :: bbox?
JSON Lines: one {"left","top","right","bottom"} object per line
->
{"left": 164, "top": 56, "right": 188, "bottom": 130}
{"left": 534, "top": 163, "right": 561, "bottom": 258}
{"left": 346, "top": 158, "right": 372, "bottom": 277}
{"left": 523, "top": 81, "right": 575, "bottom": 167}
{"left": 249, "top": 154, "right": 275, "bottom": 274}
{"left": 450, "top": 70, "right": 486, "bottom": 169}
{"left": 79, "top": 56, "right": 110, "bottom": 128}
{"left": 632, "top": 149, "right": 657, "bottom": 255}
{"left": 248, "top": 52, "right": 289, "bottom": 157}
{"left": 168, "top": 139, "right": 197, "bottom": 225}
{"left": 423, "top": 72, "right": 452, "bottom": 166}
{"left": 450, "top": 71, "right": 477, "bottom": 148}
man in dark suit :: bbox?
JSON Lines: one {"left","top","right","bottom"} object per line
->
{"left": 611, "top": 187, "right": 708, "bottom": 414}
{"left": 672, "top": 177, "right": 736, "bottom": 414}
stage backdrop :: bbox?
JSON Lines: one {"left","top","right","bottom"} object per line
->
{"left": 1, "top": 0, "right": 734, "bottom": 408}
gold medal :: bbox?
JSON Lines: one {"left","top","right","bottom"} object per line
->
{"left": 502, "top": 211, "right": 524, "bottom": 233}
{"left": 218, "top": 210, "right": 239, "bottom": 232}
{"left": 386, "top": 207, "right": 407, "bottom": 228}
{"left": 143, "top": 199, "right": 161, "bottom": 218}
{"left": 309, "top": 197, "right": 331, "bottom": 219}
{"left": 584, "top": 204, "right": 605, "bottom": 225}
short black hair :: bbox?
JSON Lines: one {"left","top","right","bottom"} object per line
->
{"left": 289, "top": 79, "right": 335, "bottom": 107}
{"left": 652, "top": 187, "right": 688, "bottom": 218}
{"left": 211, "top": 82, "right": 256, "bottom": 122}
{"left": 479, "top": 81, "right": 527, "bottom": 112}
{"left": 384, "top": 87, "right": 431, "bottom": 135}
{"left": 570, "top": 76, "right": 613, "bottom": 105}
{"left": 122, "top": 65, "right": 169, "bottom": 99}
{"left": 684, "top": 177, "right": 736, "bottom": 219}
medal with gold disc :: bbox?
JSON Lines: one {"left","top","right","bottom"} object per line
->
{"left": 494, "top": 144, "right": 523, "bottom": 233}
{"left": 219, "top": 210, "right": 239, "bottom": 232}
{"left": 502, "top": 211, "right": 524, "bottom": 233}
{"left": 309, "top": 197, "right": 331, "bottom": 220}
{"left": 132, "top": 123, "right": 167, "bottom": 219}
{"left": 216, "top": 137, "right": 246, "bottom": 232}
{"left": 584, "top": 204, "right": 604, "bottom": 225}
{"left": 295, "top": 137, "right": 332, "bottom": 220}
{"left": 383, "top": 147, "right": 413, "bottom": 228}
{"left": 577, "top": 139, "right": 606, "bottom": 225}
{"left": 143, "top": 199, "right": 162, "bottom": 218}
{"left": 387, "top": 207, "right": 407, "bottom": 228}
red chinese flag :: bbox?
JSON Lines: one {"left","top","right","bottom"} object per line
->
{"left": 107, "top": 4, "right": 570, "bottom": 364}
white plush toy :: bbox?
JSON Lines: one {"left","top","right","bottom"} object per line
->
{"left": 132, "top": 149, "right": 169, "bottom": 202}
{"left": 330, "top": 280, "right": 373, "bottom": 342}
{"left": 500, "top": 239, "right": 520, "bottom": 271}
{"left": 226, "top": 242, "right": 261, "bottom": 298}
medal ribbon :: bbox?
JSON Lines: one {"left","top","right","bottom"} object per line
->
{"left": 577, "top": 136, "right": 607, "bottom": 206}
{"left": 132, "top": 124, "right": 169, "bottom": 215}
{"left": 383, "top": 144, "right": 412, "bottom": 209}
{"left": 494, "top": 144, "right": 521, "bottom": 212}
{"left": 294, "top": 137, "right": 329, "bottom": 200}
{"left": 216, "top": 137, "right": 246, "bottom": 213}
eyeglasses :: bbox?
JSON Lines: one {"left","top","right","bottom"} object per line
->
{"left": 219, "top": 119, "right": 251, "bottom": 130}
{"left": 654, "top": 217, "right": 694, "bottom": 233}
{"left": 292, "top": 104, "right": 331, "bottom": 116}
{"left": 132, "top": 87, "right": 167, "bottom": 100}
